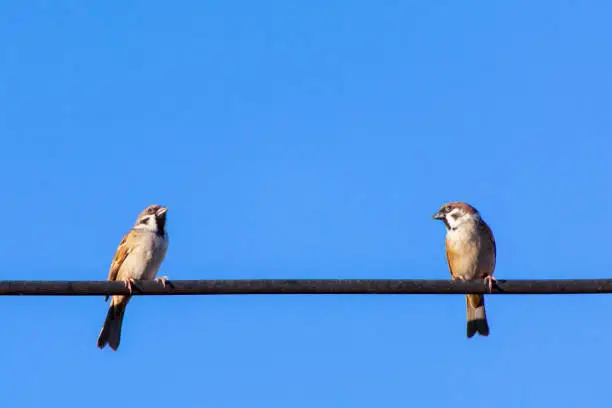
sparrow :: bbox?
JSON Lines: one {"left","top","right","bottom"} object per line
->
{"left": 432, "top": 201, "right": 496, "bottom": 338}
{"left": 97, "top": 204, "right": 169, "bottom": 351}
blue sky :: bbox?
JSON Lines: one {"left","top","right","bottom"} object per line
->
{"left": 1, "top": 1, "right": 611, "bottom": 407}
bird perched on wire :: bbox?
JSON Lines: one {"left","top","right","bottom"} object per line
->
{"left": 97, "top": 204, "right": 169, "bottom": 351}
{"left": 432, "top": 201, "right": 496, "bottom": 338}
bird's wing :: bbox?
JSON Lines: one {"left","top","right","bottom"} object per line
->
{"left": 104, "top": 230, "right": 135, "bottom": 301}
{"left": 478, "top": 221, "right": 496, "bottom": 275}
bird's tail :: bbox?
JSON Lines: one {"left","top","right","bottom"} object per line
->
{"left": 466, "top": 294, "right": 489, "bottom": 338}
{"left": 97, "top": 301, "right": 127, "bottom": 351}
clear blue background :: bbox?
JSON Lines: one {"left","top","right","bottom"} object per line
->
{"left": 1, "top": 1, "right": 611, "bottom": 407}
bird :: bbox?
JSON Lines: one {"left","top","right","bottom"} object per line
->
{"left": 97, "top": 204, "right": 169, "bottom": 351}
{"left": 432, "top": 201, "right": 496, "bottom": 338}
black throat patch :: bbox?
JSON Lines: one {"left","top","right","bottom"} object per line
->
{"left": 156, "top": 216, "right": 166, "bottom": 236}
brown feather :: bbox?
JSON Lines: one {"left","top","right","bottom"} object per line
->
{"left": 466, "top": 295, "right": 489, "bottom": 337}
{"left": 467, "top": 293, "right": 483, "bottom": 309}
{"left": 104, "top": 230, "right": 136, "bottom": 301}
{"left": 97, "top": 299, "right": 129, "bottom": 350}
{"left": 477, "top": 220, "right": 496, "bottom": 278}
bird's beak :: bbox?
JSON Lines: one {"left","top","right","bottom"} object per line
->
{"left": 432, "top": 211, "right": 444, "bottom": 220}
{"left": 156, "top": 206, "right": 168, "bottom": 216}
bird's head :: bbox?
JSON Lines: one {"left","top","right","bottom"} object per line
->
{"left": 432, "top": 201, "right": 480, "bottom": 230}
{"left": 134, "top": 204, "right": 168, "bottom": 235}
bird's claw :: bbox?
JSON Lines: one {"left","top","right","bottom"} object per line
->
{"left": 155, "top": 276, "right": 168, "bottom": 288}
{"left": 124, "top": 278, "right": 136, "bottom": 294}
{"left": 483, "top": 276, "right": 497, "bottom": 293}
